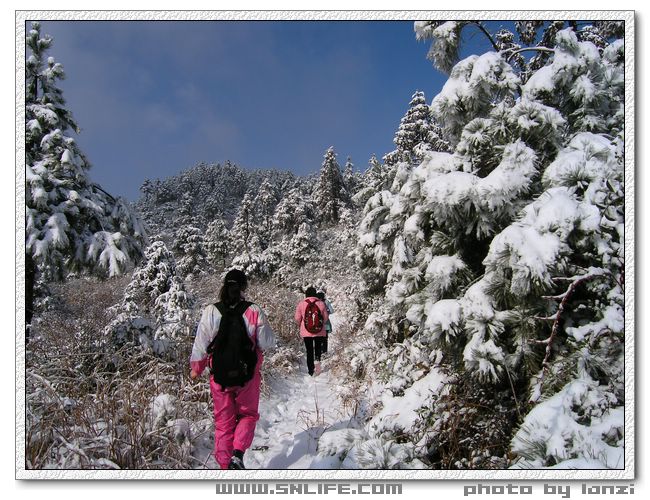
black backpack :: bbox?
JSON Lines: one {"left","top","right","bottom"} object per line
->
{"left": 208, "top": 301, "right": 257, "bottom": 388}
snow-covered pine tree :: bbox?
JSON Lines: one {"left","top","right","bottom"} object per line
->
{"left": 343, "top": 156, "right": 362, "bottom": 199}
{"left": 288, "top": 222, "right": 316, "bottom": 265}
{"left": 122, "top": 241, "right": 178, "bottom": 313}
{"left": 204, "top": 216, "right": 230, "bottom": 268}
{"left": 106, "top": 240, "right": 193, "bottom": 353}
{"left": 229, "top": 191, "right": 254, "bottom": 256}
{"left": 177, "top": 191, "right": 196, "bottom": 226}
{"left": 383, "top": 90, "right": 449, "bottom": 171}
{"left": 353, "top": 154, "right": 387, "bottom": 208}
{"left": 172, "top": 225, "right": 208, "bottom": 279}
{"left": 355, "top": 91, "right": 448, "bottom": 298}
{"left": 313, "top": 147, "right": 350, "bottom": 225}
{"left": 365, "top": 154, "right": 383, "bottom": 188}
{"left": 151, "top": 275, "right": 194, "bottom": 348}
{"left": 272, "top": 182, "right": 313, "bottom": 237}
{"left": 204, "top": 192, "right": 225, "bottom": 222}
{"left": 253, "top": 178, "right": 279, "bottom": 250}
{"left": 139, "top": 179, "right": 154, "bottom": 203}
{"left": 25, "top": 22, "right": 146, "bottom": 340}
{"left": 356, "top": 22, "right": 625, "bottom": 469}
{"left": 416, "top": 19, "right": 624, "bottom": 84}
{"left": 229, "top": 190, "right": 267, "bottom": 274}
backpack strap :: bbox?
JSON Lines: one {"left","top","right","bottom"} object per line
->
{"left": 235, "top": 300, "right": 252, "bottom": 315}
{"left": 214, "top": 301, "right": 251, "bottom": 315}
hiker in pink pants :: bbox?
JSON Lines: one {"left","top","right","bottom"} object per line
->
{"left": 190, "top": 269, "right": 275, "bottom": 470}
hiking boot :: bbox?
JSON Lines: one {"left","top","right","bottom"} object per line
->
{"left": 228, "top": 456, "right": 245, "bottom": 469}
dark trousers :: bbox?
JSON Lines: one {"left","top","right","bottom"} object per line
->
{"left": 303, "top": 337, "right": 326, "bottom": 375}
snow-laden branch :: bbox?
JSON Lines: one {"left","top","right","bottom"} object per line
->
{"left": 91, "top": 183, "right": 116, "bottom": 202}
{"left": 530, "top": 269, "right": 611, "bottom": 403}
{"left": 472, "top": 22, "right": 499, "bottom": 52}
{"left": 504, "top": 47, "right": 555, "bottom": 63}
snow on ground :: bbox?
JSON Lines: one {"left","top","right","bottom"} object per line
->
{"left": 192, "top": 312, "right": 359, "bottom": 470}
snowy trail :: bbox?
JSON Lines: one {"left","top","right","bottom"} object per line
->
{"left": 193, "top": 312, "right": 357, "bottom": 469}
{"left": 248, "top": 363, "right": 348, "bottom": 469}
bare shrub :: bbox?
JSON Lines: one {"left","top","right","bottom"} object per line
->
{"left": 25, "top": 276, "right": 212, "bottom": 469}
{"left": 185, "top": 271, "right": 223, "bottom": 308}
{"left": 30, "top": 276, "right": 130, "bottom": 366}
{"left": 325, "top": 314, "right": 372, "bottom": 418}
{"left": 422, "top": 371, "right": 517, "bottom": 469}
{"left": 26, "top": 344, "right": 213, "bottom": 469}
{"left": 246, "top": 281, "right": 303, "bottom": 347}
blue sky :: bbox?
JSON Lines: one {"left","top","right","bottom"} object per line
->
{"left": 36, "top": 20, "right": 499, "bottom": 201}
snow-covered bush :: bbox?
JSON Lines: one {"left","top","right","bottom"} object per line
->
{"left": 28, "top": 275, "right": 130, "bottom": 376}
{"left": 353, "top": 439, "right": 415, "bottom": 469}
{"left": 105, "top": 241, "right": 195, "bottom": 356}
{"left": 26, "top": 268, "right": 209, "bottom": 470}
{"left": 26, "top": 347, "right": 208, "bottom": 469}
{"left": 318, "top": 428, "right": 367, "bottom": 461}
{"left": 511, "top": 376, "right": 623, "bottom": 469}
{"left": 150, "top": 394, "right": 178, "bottom": 429}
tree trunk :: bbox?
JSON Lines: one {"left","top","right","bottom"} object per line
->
{"left": 25, "top": 251, "right": 35, "bottom": 344}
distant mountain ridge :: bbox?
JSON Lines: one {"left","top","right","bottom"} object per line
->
{"left": 135, "top": 160, "right": 300, "bottom": 234}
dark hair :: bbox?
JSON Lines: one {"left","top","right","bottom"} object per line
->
{"left": 220, "top": 269, "right": 248, "bottom": 306}
{"left": 316, "top": 292, "right": 325, "bottom": 300}
{"left": 305, "top": 286, "right": 317, "bottom": 298}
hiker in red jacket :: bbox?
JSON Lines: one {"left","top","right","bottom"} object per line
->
{"left": 294, "top": 286, "right": 329, "bottom": 376}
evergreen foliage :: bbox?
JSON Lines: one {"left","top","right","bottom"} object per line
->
{"left": 384, "top": 90, "right": 450, "bottom": 170}
{"left": 172, "top": 225, "right": 208, "bottom": 279}
{"left": 314, "top": 147, "right": 350, "bottom": 224}
{"left": 135, "top": 161, "right": 295, "bottom": 235}
{"left": 356, "top": 21, "right": 625, "bottom": 469}
{"left": 229, "top": 191, "right": 258, "bottom": 260}
{"left": 105, "top": 240, "right": 194, "bottom": 354}
{"left": 272, "top": 182, "right": 313, "bottom": 237}
{"left": 253, "top": 178, "right": 279, "bottom": 250}
{"left": 204, "top": 216, "right": 230, "bottom": 268}
{"left": 25, "top": 22, "right": 146, "bottom": 339}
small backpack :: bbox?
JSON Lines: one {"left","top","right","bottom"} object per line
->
{"left": 303, "top": 298, "right": 324, "bottom": 334}
{"left": 208, "top": 301, "right": 257, "bottom": 388}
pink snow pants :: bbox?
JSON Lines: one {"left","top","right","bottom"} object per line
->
{"left": 210, "top": 363, "right": 262, "bottom": 469}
